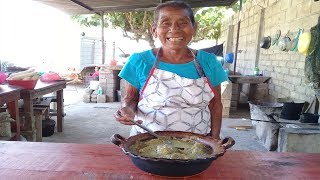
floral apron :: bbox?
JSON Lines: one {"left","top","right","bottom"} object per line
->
{"left": 130, "top": 48, "right": 215, "bottom": 136}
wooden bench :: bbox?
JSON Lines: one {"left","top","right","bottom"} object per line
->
{"left": 37, "top": 96, "right": 66, "bottom": 117}
{"left": 20, "top": 107, "right": 48, "bottom": 142}
{"left": 33, "top": 97, "right": 52, "bottom": 119}
{"left": 18, "top": 97, "right": 53, "bottom": 142}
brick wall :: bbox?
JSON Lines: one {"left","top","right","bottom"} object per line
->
{"left": 222, "top": 0, "right": 320, "bottom": 103}
{"left": 99, "top": 66, "right": 121, "bottom": 102}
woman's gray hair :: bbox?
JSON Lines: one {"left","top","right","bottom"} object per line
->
{"left": 153, "top": 1, "right": 195, "bottom": 27}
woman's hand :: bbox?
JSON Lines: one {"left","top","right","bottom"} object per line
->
{"left": 114, "top": 107, "right": 136, "bottom": 125}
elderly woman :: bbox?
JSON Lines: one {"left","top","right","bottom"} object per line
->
{"left": 114, "top": 1, "right": 228, "bottom": 140}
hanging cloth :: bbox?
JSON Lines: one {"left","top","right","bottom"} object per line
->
{"left": 305, "top": 17, "right": 320, "bottom": 89}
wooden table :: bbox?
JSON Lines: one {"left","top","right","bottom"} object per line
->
{"left": 20, "top": 80, "right": 67, "bottom": 132}
{"left": 0, "top": 85, "right": 21, "bottom": 140}
{"left": 0, "top": 141, "right": 319, "bottom": 179}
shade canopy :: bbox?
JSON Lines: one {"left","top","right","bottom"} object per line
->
{"left": 33, "top": 0, "right": 238, "bottom": 15}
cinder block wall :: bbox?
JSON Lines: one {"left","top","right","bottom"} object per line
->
{"left": 99, "top": 67, "right": 121, "bottom": 102}
{"left": 222, "top": 0, "right": 320, "bottom": 103}
{"left": 80, "top": 37, "right": 116, "bottom": 69}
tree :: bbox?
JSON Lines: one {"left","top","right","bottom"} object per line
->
{"left": 72, "top": 11, "right": 155, "bottom": 48}
{"left": 72, "top": 7, "right": 226, "bottom": 47}
{"left": 194, "top": 7, "right": 224, "bottom": 44}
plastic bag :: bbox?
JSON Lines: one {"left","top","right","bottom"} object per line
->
{"left": 40, "top": 72, "right": 62, "bottom": 82}
{"left": 0, "top": 72, "right": 7, "bottom": 84}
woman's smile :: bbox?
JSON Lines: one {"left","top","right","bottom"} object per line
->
{"left": 167, "top": 37, "right": 184, "bottom": 42}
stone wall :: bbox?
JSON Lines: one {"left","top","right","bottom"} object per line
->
{"left": 222, "top": 0, "right": 320, "bottom": 103}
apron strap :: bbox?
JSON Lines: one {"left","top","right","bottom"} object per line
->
{"left": 139, "top": 48, "right": 161, "bottom": 97}
{"left": 141, "top": 47, "right": 206, "bottom": 96}
{"left": 189, "top": 48, "right": 205, "bottom": 77}
{"left": 155, "top": 47, "right": 205, "bottom": 77}
{"left": 153, "top": 48, "right": 162, "bottom": 69}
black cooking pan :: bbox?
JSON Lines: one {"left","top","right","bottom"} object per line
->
{"left": 111, "top": 131, "right": 235, "bottom": 177}
{"left": 260, "top": 36, "right": 272, "bottom": 49}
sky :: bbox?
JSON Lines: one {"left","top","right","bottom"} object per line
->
{"left": 0, "top": 0, "right": 83, "bottom": 71}
{"left": 0, "top": 0, "right": 150, "bottom": 72}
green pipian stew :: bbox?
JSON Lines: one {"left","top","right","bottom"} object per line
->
{"left": 129, "top": 136, "right": 212, "bottom": 160}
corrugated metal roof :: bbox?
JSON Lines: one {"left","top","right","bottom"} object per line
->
{"left": 33, "top": 0, "right": 238, "bottom": 14}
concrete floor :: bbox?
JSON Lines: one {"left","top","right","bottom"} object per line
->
{"left": 43, "top": 84, "right": 267, "bottom": 152}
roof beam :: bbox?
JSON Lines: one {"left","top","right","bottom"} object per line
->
{"left": 69, "top": 0, "right": 101, "bottom": 15}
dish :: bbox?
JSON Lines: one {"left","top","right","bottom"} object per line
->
{"left": 129, "top": 136, "right": 212, "bottom": 160}
{"left": 111, "top": 131, "right": 235, "bottom": 177}
{"left": 7, "top": 79, "right": 38, "bottom": 89}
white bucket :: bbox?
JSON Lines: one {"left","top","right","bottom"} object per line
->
{"left": 89, "top": 81, "right": 100, "bottom": 90}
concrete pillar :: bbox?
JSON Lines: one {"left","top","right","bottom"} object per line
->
{"left": 254, "top": 8, "right": 265, "bottom": 67}
{"left": 230, "top": 83, "right": 240, "bottom": 112}
{"left": 221, "top": 82, "right": 232, "bottom": 117}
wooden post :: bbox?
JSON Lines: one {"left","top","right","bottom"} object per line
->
{"left": 233, "top": 0, "right": 243, "bottom": 74}
{"left": 56, "top": 90, "right": 64, "bottom": 132}
{"left": 101, "top": 12, "right": 105, "bottom": 65}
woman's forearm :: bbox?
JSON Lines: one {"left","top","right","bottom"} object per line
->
{"left": 115, "top": 81, "right": 140, "bottom": 125}
{"left": 209, "top": 85, "right": 223, "bottom": 140}
{"left": 121, "top": 81, "right": 139, "bottom": 112}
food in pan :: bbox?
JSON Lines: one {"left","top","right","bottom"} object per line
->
{"left": 129, "top": 136, "right": 212, "bottom": 160}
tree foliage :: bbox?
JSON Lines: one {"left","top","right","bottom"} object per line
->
{"left": 72, "top": 7, "right": 228, "bottom": 47}
{"left": 72, "top": 11, "right": 155, "bottom": 47}
{"left": 194, "top": 7, "right": 224, "bottom": 44}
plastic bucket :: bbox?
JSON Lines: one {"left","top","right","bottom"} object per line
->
{"left": 89, "top": 80, "right": 100, "bottom": 90}
{"left": 280, "top": 102, "right": 305, "bottom": 120}
{"left": 42, "top": 119, "right": 56, "bottom": 137}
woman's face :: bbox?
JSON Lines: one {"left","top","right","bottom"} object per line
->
{"left": 152, "top": 7, "right": 196, "bottom": 50}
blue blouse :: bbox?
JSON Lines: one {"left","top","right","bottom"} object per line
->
{"left": 119, "top": 49, "right": 228, "bottom": 91}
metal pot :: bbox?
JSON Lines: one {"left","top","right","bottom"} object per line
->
{"left": 279, "top": 36, "right": 292, "bottom": 51}
{"left": 260, "top": 36, "right": 272, "bottom": 49}
{"left": 280, "top": 102, "right": 305, "bottom": 120}
{"left": 111, "top": 131, "right": 235, "bottom": 177}
{"left": 300, "top": 113, "right": 319, "bottom": 123}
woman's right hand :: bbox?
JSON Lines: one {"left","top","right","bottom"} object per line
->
{"left": 114, "top": 80, "right": 140, "bottom": 125}
{"left": 114, "top": 107, "right": 137, "bottom": 125}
